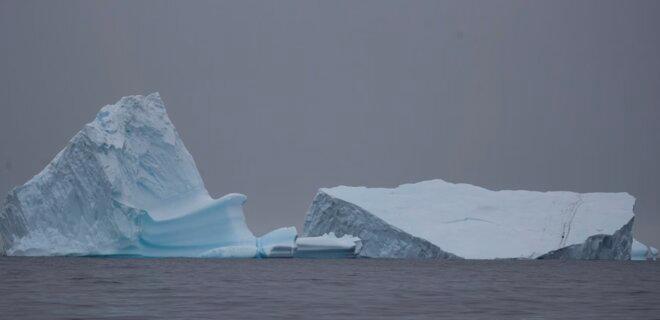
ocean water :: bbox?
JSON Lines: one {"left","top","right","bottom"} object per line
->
{"left": 0, "top": 257, "right": 658, "bottom": 319}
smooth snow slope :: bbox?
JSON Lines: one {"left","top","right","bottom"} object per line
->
{"left": 0, "top": 93, "right": 256, "bottom": 256}
{"left": 314, "top": 179, "right": 635, "bottom": 259}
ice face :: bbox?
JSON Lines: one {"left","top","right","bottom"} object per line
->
{"left": 0, "top": 93, "right": 259, "bottom": 257}
{"left": 304, "top": 179, "right": 636, "bottom": 259}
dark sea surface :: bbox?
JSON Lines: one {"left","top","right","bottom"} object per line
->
{"left": 0, "top": 257, "right": 658, "bottom": 319}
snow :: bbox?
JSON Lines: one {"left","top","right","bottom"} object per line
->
{"left": 0, "top": 93, "right": 268, "bottom": 257}
{"left": 316, "top": 179, "right": 635, "bottom": 259}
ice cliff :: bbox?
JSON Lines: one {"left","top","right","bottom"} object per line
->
{"left": 303, "top": 179, "right": 648, "bottom": 260}
{"left": 0, "top": 93, "right": 271, "bottom": 257}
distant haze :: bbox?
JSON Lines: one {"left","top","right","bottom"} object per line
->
{"left": 1, "top": 1, "right": 659, "bottom": 247}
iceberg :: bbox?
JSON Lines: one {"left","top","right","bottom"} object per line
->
{"left": 303, "top": 179, "right": 638, "bottom": 260}
{"left": 255, "top": 228, "right": 362, "bottom": 259}
{"left": 0, "top": 93, "right": 289, "bottom": 257}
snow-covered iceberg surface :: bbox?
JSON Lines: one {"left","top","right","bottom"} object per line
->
{"left": 295, "top": 232, "right": 362, "bottom": 259}
{"left": 303, "top": 179, "right": 638, "bottom": 260}
{"left": 0, "top": 93, "right": 289, "bottom": 257}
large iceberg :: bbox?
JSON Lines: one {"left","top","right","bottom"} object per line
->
{"left": 0, "top": 93, "right": 283, "bottom": 257}
{"left": 303, "top": 179, "right": 646, "bottom": 260}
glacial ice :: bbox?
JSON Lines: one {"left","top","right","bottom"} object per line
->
{"left": 0, "top": 93, "right": 285, "bottom": 257}
{"left": 303, "top": 179, "right": 638, "bottom": 259}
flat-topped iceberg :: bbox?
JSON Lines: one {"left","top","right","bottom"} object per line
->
{"left": 0, "top": 93, "right": 286, "bottom": 257}
{"left": 303, "top": 179, "right": 645, "bottom": 260}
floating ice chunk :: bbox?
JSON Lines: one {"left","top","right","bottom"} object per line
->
{"left": 257, "top": 227, "right": 297, "bottom": 258}
{"left": 295, "top": 232, "right": 361, "bottom": 258}
{"left": 296, "top": 232, "right": 361, "bottom": 250}
{"left": 631, "top": 239, "right": 657, "bottom": 261}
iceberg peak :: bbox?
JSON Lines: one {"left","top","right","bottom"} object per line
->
{"left": 0, "top": 94, "right": 258, "bottom": 256}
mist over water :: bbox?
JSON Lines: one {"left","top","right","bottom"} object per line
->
{"left": 1, "top": 257, "right": 658, "bottom": 319}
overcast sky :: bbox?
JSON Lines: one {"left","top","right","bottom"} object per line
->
{"left": 1, "top": 0, "right": 659, "bottom": 246}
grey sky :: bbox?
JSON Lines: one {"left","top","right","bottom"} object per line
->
{"left": 1, "top": 1, "right": 659, "bottom": 246}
